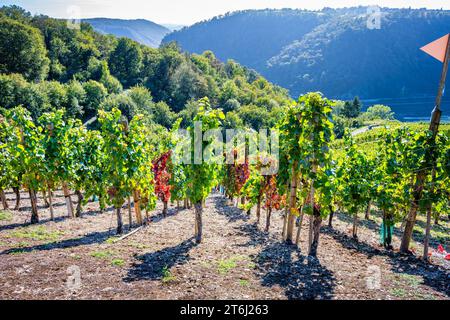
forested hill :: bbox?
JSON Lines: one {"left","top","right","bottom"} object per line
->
{"left": 162, "top": 7, "right": 450, "bottom": 99}
{"left": 84, "top": 18, "right": 170, "bottom": 48}
{"left": 0, "top": 5, "right": 291, "bottom": 131}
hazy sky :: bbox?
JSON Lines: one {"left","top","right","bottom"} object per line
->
{"left": 0, "top": 0, "right": 448, "bottom": 25}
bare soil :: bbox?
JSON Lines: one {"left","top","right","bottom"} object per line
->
{"left": 0, "top": 190, "right": 448, "bottom": 300}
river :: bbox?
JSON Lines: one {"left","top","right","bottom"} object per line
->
{"left": 361, "top": 96, "right": 450, "bottom": 122}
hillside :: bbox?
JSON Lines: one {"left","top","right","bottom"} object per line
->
{"left": 85, "top": 18, "right": 170, "bottom": 48}
{"left": 163, "top": 7, "right": 450, "bottom": 100}
{"left": 0, "top": 5, "right": 291, "bottom": 130}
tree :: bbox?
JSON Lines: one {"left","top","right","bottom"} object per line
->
{"left": 152, "top": 102, "right": 175, "bottom": 128}
{"left": 0, "top": 73, "right": 49, "bottom": 120}
{"left": 0, "top": 17, "right": 49, "bottom": 81}
{"left": 82, "top": 80, "right": 107, "bottom": 121}
{"left": 170, "top": 63, "right": 209, "bottom": 112}
{"left": 341, "top": 97, "right": 362, "bottom": 118}
{"left": 373, "top": 139, "right": 400, "bottom": 249}
{"left": 0, "top": 114, "right": 13, "bottom": 209}
{"left": 281, "top": 92, "right": 334, "bottom": 255}
{"left": 127, "top": 86, "right": 153, "bottom": 117}
{"left": 0, "top": 5, "right": 31, "bottom": 22}
{"left": 365, "top": 104, "right": 395, "bottom": 120}
{"left": 335, "top": 131, "right": 372, "bottom": 239}
{"left": 262, "top": 174, "right": 285, "bottom": 232}
{"left": 100, "top": 93, "right": 137, "bottom": 121}
{"left": 185, "top": 97, "right": 224, "bottom": 243}
{"left": 237, "top": 104, "right": 270, "bottom": 131}
{"left": 223, "top": 98, "right": 241, "bottom": 113}
{"left": 278, "top": 99, "right": 303, "bottom": 244}
{"left": 109, "top": 37, "right": 143, "bottom": 88}
{"left": 142, "top": 43, "right": 184, "bottom": 104}
{"left": 153, "top": 151, "right": 172, "bottom": 217}
{"left": 89, "top": 60, "right": 123, "bottom": 94}
{"left": 99, "top": 108, "right": 128, "bottom": 233}
{"left": 65, "top": 80, "right": 86, "bottom": 119}
{"left": 99, "top": 108, "right": 156, "bottom": 233}
{"left": 39, "top": 109, "right": 80, "bottom": 218}
{"left": 168, "top": 119, "right": 188, "bottom": 210}
{"left": 127, "top": 115, "right": 157, "bottom": 226}
{"left": 222, "top": 146, "right": 249, "bottom": 204}
{"left": 74, "top": 129, "right": 107, "bottom": 216}
{"left": 240, "top": 163, "right": 265, "bottom": 223}
{"left": 4, "top": 107, "right": 45, "bottom": 223}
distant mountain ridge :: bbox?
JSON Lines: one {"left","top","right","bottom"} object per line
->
{"left": 85, "top": 18, "right": 170, "bottom": 48}
{"left": 162, "top": 7, "right": 450, "bottom": 100}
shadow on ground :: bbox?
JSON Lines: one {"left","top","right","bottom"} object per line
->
{"left": 217, "top": 194, "right": 336, "bottom": 300}
{"left": 211, "top": 195, "right": 250, "bottom": 223}
{"left": 323, "top": 226, "right": 450, "bottom": 297}
{"left": 257, "top": 241, "right": 336, "bottom": 299}
{"left": 124, "top": 238, "right": 196, "bottom": 282}
{"left": 336, "top": 212, "right": 449, "bottom": 249}
{"left": 0, "top": 229, "right": 114, "bottom": 255}
{"left": 150, "top": 207, "right": 184, "bottom": 224}
{"left": 0, "top": 206, "right": 113, "bottom": 232}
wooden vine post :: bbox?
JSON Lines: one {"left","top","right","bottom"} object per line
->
{"left": 401, "top": 33, "right": 450, "bottom": 253}
{"left": 285, "top": 163, "right": 298, "bottom": 243}
{"left": 133, "top": 189, "right": 143, "bottom": 225}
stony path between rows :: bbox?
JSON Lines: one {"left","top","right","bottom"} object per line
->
{"left": 0, "top": 191, "right": 448, "bottom": 299}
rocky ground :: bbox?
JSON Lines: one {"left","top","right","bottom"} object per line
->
{"left": 0, "top": 190, "right": 448, "bottom": 300}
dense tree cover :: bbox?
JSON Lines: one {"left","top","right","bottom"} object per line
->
{"left": 163, "top": 9, "right": 323, "bottom": 76}
{"left": 0, "top": 17, "right": 49, "bottom": 81}
{"left": 0, "top": 6, "right": 291, "bottom": 130}
{"left": 164, "top": 7, "right": 450, "bottom": 100}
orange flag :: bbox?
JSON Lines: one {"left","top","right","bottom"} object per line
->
{"left": 420, "top": 33, "right": 449, "bottom": 63}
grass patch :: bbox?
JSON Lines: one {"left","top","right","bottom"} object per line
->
{"left": 105, "top": 236, "right": 120, "bottom": 244}
{"left": 9, "top": 226, "right": 63, "bottom": 242}
{"left": 398, "top": 274, "right": 422, "bottom": 288}
{"left": 239, "top": 279, "right": 249, "bottom": 287}
{"left": 419, "top": 293, "right": 436, "bottom": 300}
{"left": 128, "top": 242, "right": 150, "bottom": 249}
{"left": 391, "top": 288, "right": 407, "bottom": 298}
{"left": 216, "top": 255, "right": 249, "bottom": 274}
{"left": 111, "top": 258, "right": 125, "bottom": 267}
{"left": 90, "top": 250, "right": 116, "bottom": 259}
{"left": 0, "top": 210, "right": 13, "bottom": 221}
{"left": 218, "top": 258, "right": 239, "bottom": 274}
{"left": 431, "top": 229, "right": 449, "bottom": 244}
{"left": 17, "top": 241, "right": 30, "bottom": 248}
{"left": 161, "top": 266, "right": 176, "bottom": 283}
